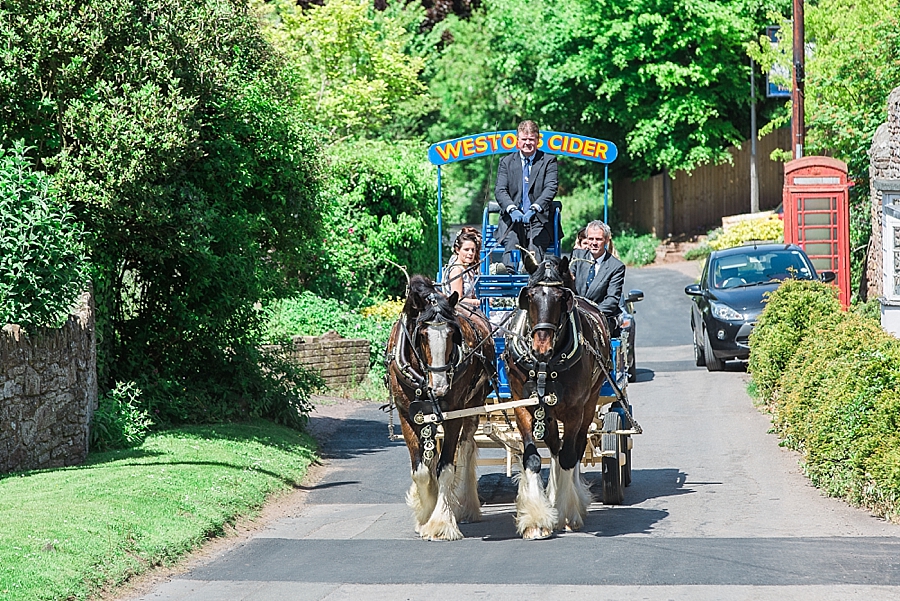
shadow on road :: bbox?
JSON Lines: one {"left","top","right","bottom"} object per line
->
{"left": 312, "top": 415, "right": 405, "bottom": 461}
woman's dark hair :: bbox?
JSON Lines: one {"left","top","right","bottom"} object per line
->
{"left": 576, "top": 227, "right": 587, "bottom": 243}
{"left": 453, "top": 226, "right": 482, "bottom": 254}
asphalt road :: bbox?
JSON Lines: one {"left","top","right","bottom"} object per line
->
{"left": 135, "top": 264, "right": 900, "bottom": 601}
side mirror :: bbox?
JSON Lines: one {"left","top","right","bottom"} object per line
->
{"left": 684, "top": 283, "right": 702, "bottom": 296}
{"left": 626, "top": 289, "right": 644, "bottom": 303}
{"left": 819, "top": 271, "right": 836, "bottom": 284}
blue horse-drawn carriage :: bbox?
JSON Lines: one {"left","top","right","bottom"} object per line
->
{"left": 384, "top": 130, "right": 642, "bottom": 541}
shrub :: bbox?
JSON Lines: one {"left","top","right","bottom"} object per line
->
{"left": 613, "top": 230, "right": 659, "bottom": 266}
{"left": 708, "top": 215, "right": 784, "bottom": 250}
{"left": 90, "top": 382, "right": 154, "bottom": 452}
{"left": 772, "top": 314, "right": 900, "bottom": 520}
{"left": 262, "top": 291, "right": 395, "bottom": 388}
{"left": 0, "top": 142, "right": 88, "bottom": 332}
{"left": 314, "top": 139, "right": 438, "bottom": 299}
{"left": 683, "top": 244, "right": 712, "bottom": 261}
{"left": 748, "top": 280, "right": 841, "bottom": 402}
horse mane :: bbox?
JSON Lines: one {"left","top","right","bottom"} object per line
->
{"left": 404, "top": 274, "right": 455, "bottom": 320}
{"left": 527, "top": 255, "right": 573, "bottom": 290}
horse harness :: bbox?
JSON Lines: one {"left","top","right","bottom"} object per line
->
{"left": 504, "top": 278, "right": 617, "bottom": 441}
{"left": 386, "top": 294, "right": 498, "bottom": 433}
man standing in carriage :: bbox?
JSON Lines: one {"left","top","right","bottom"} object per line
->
{"left": 571, "top": 220, "right": 625, "bottom": 333}
{"left": 494, "top": 120, "right": 558, "bottom": 273}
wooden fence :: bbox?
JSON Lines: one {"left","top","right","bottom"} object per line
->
{"left": 615, "top": 128, "right": 791, "bottom": 237}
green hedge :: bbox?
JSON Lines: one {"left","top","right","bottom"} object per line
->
{"left": 0, "top": 143, "right": 88, "bottom": 332}
{"left": 749, "top": 282, "right": 900, "bottom": 521}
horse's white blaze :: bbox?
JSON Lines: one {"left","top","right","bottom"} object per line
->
{"left": 425, "top": 325, "right": 450, "bottom": 395}
{"left": 418, "top": 466, "right": 463, "bottom": 541}
{"left": 407, "top": 464, "right": 436, "bottom": 531}
{"left": 453, "top": 436, "right": 482, "bottom": 524}
{"left": 513, "top": 456, "right": 557, "bottom": 538}
{"left": 549, "top": 457, "right": 591, "bottom": 531}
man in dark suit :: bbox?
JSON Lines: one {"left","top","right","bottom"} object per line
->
{"left": 494, "top": 120, "right": 558, "bottom": 272}
{"left": 571, "top": 220, "right": 625, "bottom": 331}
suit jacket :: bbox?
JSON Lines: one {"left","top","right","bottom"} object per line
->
{"left": 571, "top": 248, "right": 625, "bottom": 316}
{"left": 494, "top": 149, "right": 558, "bottom": 243}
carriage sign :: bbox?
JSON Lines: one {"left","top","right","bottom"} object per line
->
{"left": 428, "top": 130, "right": 618, "bottom": 166}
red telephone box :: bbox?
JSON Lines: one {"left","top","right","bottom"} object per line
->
{"left": 783, "top": 157, "right": 851, "bottom": 307}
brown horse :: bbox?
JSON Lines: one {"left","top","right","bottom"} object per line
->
{"left": 386, "top": 275, "right": 496, "bottom": 540}
{"left": 504, "top": 254, "right": 612, "bottom": 538}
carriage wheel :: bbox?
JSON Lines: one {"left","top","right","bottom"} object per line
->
{"left": 622, "top": 439, "right": 632, "bottom": 487}
{"left": 601, "top": 412, "right": 625, "bottom": 505}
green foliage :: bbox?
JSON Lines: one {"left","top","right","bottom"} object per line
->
{"left": 429, "top": 0, "right": 784, "bottom": 179}
{"left": 0, "top": 142, "right": 88, "bottom": 332}
{"left": 257, "top": 0, "right": 427, "bottom": 139}
{"left": 0, "top": 420, "right": 315, "bottom": 601}
{"left": 748, "top": 279, "right": 840, "bottom": 402}
{"left": 90, "top": 382, "right": 154, "bottom": 452}
{"left": 0, "top": 0, "right": 324, "bottom": 425}
{"left": 769, "top": 314, "right": 900, "bottom": 520}
{"left": 613, "top": 230, "right": 659, "bottom": 266}
{"left": 315, "top": 139, "right": 438, "bottom": 298}
{"left": 749, "top": 0, "right": 900, "bottom": 297}
{"left": 683, "top": 244, "right": 712, "bottom": 261}
{"left": 263, "top": 291, "right": 394, "bottom": 387}
{"left": 708, "top": 216, "right": 784, "bottom": 250}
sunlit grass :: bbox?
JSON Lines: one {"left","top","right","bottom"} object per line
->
{"left": 0, "top": 419, "right": 316, "bottom": 601}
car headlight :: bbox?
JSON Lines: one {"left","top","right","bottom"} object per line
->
{"left": 710, "top": 301, "right": 744, "bottom": 321}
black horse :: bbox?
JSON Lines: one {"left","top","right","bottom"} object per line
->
{"left": 504, "top": 254, "right": 612, "bottom": 538}
{"left": 386, "top": 275, "right": 495, "bottom": 540}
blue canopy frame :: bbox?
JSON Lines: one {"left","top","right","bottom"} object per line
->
{"left": 427, "top": 130, "right": 618, "bottom": 270}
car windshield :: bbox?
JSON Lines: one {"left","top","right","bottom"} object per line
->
{"left": 710, "top": 249, "right": 814, "bottom": 290}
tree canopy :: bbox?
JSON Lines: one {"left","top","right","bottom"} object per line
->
{"left": 0, "top": 0, "right": 323, "bottom": 424}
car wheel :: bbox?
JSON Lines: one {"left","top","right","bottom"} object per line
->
{"left": 693, "top": 326, "right": 705, "bottom": 367}
{"left": 703, "top": 328, "right": 725, "bottom": 372}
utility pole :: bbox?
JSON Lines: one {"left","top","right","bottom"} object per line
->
{"left": 792, "top": 0, "right": 805, "bottom": 159}
{"left": 750, "top": 57, "right": 759, "bottom": 213}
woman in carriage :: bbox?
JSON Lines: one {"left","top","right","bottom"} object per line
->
{"left": 443, "top": 226, "right": 482, "bottom": 309}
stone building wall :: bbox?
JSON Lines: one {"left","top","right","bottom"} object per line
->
{"left": 263, "top": 332, "right": 370, "bottom": 389}
{"left": 867, "top": 86, "right": 900, "bottom": 300}
{"left": 1, "top": 292, "right": 98, "bottom": 474}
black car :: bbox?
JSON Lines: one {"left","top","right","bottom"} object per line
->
{"left": 684, "top": 243, "right": 835, "bottom": 371}
{"left": 617, "top": 289, "right": 644, "bottom": 382}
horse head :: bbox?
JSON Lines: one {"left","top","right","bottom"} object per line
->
{"left": 519, "top": 254, "right": 574, "bottom": 360}
{"left": 405, "top": 275, "right": 462, "bottom": 398}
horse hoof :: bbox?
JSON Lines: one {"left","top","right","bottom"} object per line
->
{"left": 522, "top": 526, "right": 553, "bottom": 540}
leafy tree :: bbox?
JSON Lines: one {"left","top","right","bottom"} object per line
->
{"left": 0, "top": 141, "right": 88, "bottom": 332}
{"left": 0, "top": 0, "right": 323, "bottom": 425}
{"left": 315, "top": 139, "right": 439, "bottom": 299}
{"left": 427, "top": 0, "right": 789, "bottom": 219}
{"left": 750, "top": 0, "right": 900, "bottom": 298}
{"left": 256, "top": 0, "right": 427, "bottom": 138}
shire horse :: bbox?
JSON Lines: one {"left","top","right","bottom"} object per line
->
{"left": 386, "top": 275, "right": 495, "bottom": 540}
{"left": 505, "top": 253, "right": 612, "bottom": 538}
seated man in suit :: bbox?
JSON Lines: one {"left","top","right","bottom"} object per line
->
{"left": 570, "top": 220, "right": 625, "bottom": 333}
{"left": 494, "top": 120, "right": 559, "bottom": 272}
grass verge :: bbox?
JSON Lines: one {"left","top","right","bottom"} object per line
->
{"left": 0, "top": 419, "right": 316, "bottom": 601}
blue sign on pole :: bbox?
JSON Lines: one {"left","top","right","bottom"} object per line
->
{"left": 766, "top": 26, "right": 791, "bottom": 98}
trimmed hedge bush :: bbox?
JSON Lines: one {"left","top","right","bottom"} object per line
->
{"left": 747, "top": 280, "right": 841, "bottom": 401}
{"left": 749, "top": 282, "right": 900, "bottom": 522}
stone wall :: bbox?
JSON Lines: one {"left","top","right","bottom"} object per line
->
{"left": 1, "top": 292, "right": 98, "bottom": 474}
{"left": 264, "top": 332, "right": 370, "bottom": 389}
{"left": 867, "top": 86, "right": 900, "bottom": 300}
